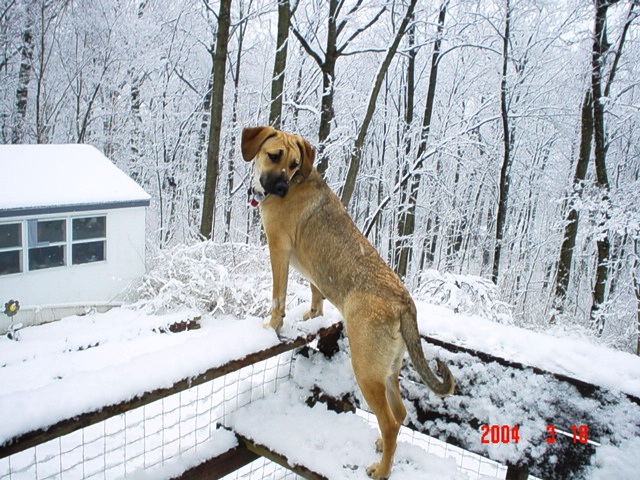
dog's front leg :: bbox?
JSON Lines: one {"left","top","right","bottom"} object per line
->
{"left": 268, "top": 246, "right": 291, "bottom": 332}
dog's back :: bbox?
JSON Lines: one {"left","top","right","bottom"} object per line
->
{"left": 290, "top": 171, "right": 408, "bottom": 310}
{"left": 293, "top": 171, "right": 454, "bottom": 394}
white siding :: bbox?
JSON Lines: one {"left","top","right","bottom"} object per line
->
{"left": 0, "top": 207, "right": 146, "bottom": 331}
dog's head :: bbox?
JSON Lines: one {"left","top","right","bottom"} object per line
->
{"left": 241, "top": 126, "right": 315, "bottom": 198}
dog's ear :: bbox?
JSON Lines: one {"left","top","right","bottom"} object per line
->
{"left": 298, "top": 137, "right": 316, "bottom": 178}
{"left": 241, "top": 126, "right": 277, "bottom": 161}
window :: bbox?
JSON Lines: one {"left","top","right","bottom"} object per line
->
{"left": 28, "top": 219, "right": 66, "bottom": 270}
{"left": 0, "top": 223, "right": 22, "bottom": 275}
{"left": 72, "top": 216, "right": 106, "bottom": 264}
{"left": 0, "top": 215, "right": 107, "bottom": 274}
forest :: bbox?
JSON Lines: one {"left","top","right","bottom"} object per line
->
{"left": 1, "top": 0, "right": 639, "bottom": 353}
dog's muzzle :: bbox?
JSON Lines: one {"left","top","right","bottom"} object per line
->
{"left": 261, "top": 173, "right": 289, "bottom": 198}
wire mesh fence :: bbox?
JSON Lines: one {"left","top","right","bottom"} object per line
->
{"left": 222, "top": 458, "right": 302, "bottom": 480}
{"left": 0, "top": 350, "right": 295, "bottom": 480}
{"left": 355, "top": 409, "right": 508, "bottom": 480}
{"left": 1, "top": 343, "right": 509, "bottom": 480}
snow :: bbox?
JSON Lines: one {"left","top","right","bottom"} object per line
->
{"left": 415, "top": 301, "right": 640, "bottom": 398}
{"left": 1, "top": 242, "right": 639, "bottom": 479}
{"left": 0, "top": 144, "right": 150, "bottom": 214}
{"left": 225, "top": 382, "right": 475, "bottom": 480}
{"left": 0, "top": 306, "right": 335, "bottom": 447}
{"left": 124, "top": 429, "right": 238, "bottom": 480}
{"left": 588, "top": 436, "right": 640, "bottom": 480}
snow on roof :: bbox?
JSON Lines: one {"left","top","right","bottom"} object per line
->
{"left": 0, "top": 144, "right": 150, "bottom": 217}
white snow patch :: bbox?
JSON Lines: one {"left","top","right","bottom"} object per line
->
{"left": 416, "top": 301, "right": 640, "bottom": 398}
{"left": 225, "top": 383, "right": 471, "bottom": 480}
{"left": 124, "top": 428, "right": 237, "bottom": 480}
{"left": 0, "top": 307, "right": 338, "bottom": 446}
{"left": 587, "top": 436, "right": 640, "bottom": 480}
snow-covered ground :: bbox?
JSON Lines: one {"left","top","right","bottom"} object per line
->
{"left": 0, "top": 308, "right": 299, "bottom": 446}
{"left": 1, "top": 243, "right": 639, "bottom": 479}
{"left": 225, "top": 383, "right": 489, "bottom": 480}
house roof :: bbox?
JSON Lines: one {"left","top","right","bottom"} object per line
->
{"left": 0, "top": 144, "right": 150, "bottom": 218}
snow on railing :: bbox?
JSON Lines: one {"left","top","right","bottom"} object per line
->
{"left": 2, "top": 306, "right": 636, "bottom": 479}
{"left": 0, "top": 318, "right": 342, "bottom": 480}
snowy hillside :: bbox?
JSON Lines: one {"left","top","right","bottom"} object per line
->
{"left": 1, "top": 243, "right": 639, "bottom": 479}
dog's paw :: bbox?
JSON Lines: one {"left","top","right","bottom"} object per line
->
{"left": 302, "top": 307, "right": 323, "bottom": 321}
{"left": 366, "top": 462, "right": 390, "bottom": 479}
{"left": 267, "top": 314, "right": 284, "bottom": 333}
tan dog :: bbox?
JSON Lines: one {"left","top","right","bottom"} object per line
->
{"left": 242, "top": 126, "right": 455, "bottom": 479}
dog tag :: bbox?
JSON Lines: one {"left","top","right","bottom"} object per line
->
{"left": 249, "top": 190, "right": 265, "bottom": 207}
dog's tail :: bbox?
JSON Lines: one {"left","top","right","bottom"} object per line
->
{"left": 400, "top": 306, "right": 455, "bottom": 397}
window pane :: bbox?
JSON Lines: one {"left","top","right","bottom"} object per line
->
{"left": 29, "top": 246, "right": 65, "bottom": 270}
{"left": 73, "top": 241, "right": 105, "bottom": 265}
{"left": 37, "top": 220, "right": 65, "bottom": 244}
{"left": 0, "top": 223, "right": 21, "bottom": 249}
{"left": 0, "top": 251, "right": 21, "bottom": 275}
{"left": 73, "top": 216, "right": 106, "bottom": 241}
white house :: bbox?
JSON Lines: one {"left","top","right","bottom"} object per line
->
{"left": 0, "top": 144, "right": 150, "bottom": 332}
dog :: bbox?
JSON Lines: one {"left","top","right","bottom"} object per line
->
{"left": 241, "top": 126, "right": 455, "bottom": 479}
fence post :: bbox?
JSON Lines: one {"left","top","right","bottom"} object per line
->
{"left": 316, "top": 321, "right": 344, "bottom": 357}
{"left": 506, "top": 464, "right": 529, "bottom": 480}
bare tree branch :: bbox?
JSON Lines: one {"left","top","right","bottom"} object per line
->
{"left": 604, "top": 0, "right": 638, "bottom": 98}
{"left": 337, "top": 6, "right": 386, "bottom": 55}
{"left": 201, "top": 0, "right": 219, "bottom": 21}
{"left": 336, "top": 0, "right": 363, "bottom": 36}
{"left": 291, "top": 25, "right": 324, "bottom": 68}
{"left": 1, "top": 0, "right": 17, "bottom": 23}
{"left": 340, "top": 0, "right": 417, "bottom": 206}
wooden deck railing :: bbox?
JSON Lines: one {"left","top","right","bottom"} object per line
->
{"left": 2, "top": 318, "right": 636, "bottom": 480}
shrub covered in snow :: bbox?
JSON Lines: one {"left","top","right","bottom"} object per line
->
{"left": 128, "top": 242, "right": 515, "bottom": 327}
{"left": 127, "top": 242, "right": 308, "bottom": 318}
{"left": 413, "top": 270, "right": 513, "bottom": 324}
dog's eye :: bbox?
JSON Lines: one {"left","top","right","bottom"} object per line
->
{"left": 268, "top": 151, "right": 282, "bottom": 163}
{"left": 290, "top": 161, "right": 299, "bottom": 170}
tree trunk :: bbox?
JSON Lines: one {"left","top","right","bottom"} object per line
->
{"left": 553, "top": 91, "right": 593, "bottom": 316}
{"left": 225, "top": 7, "right": 249, "bottom": 243}
{"left": 293, "top": 0, "right": 386, "bottom": 176}
{"left": 191, "top": 59, "right": 213, "bottom": 232}
{"left": 291, "top": 0, "right": 339, "bottom": 175}
{"left": 589, "top": 0, "right": 616, "bottom": 335}
{"left": 316, "top": 0, "right": 339, "bottom": 175}
{"left": 393, "top": 16, "right": 416, "bottom": 278}
{"left": 633, "top": 276, "right": 640, "bottom": 355}
{"left": 634, "top": 239, "right": 640, "bottom": 355}
{"left": 340, "top": 0, "right": 418, "bottom": 207}
{"left": 34, "top": 2, "right": 45, "bottom": 143}
{"left": 588, "top": 0, "right": 637, "bottom": 334}
{"left": 12, "top": 12, "right": 33, "bottom": 144}
{"left": 395, "top": 0, "right": 448, "bottom": 278}
{"left": 200, "top": 0, "right": 232, "bottom": 240}
{"left": 269, "top": 0, "right": 292, "bottom": 129}
{"left": 603, "top": 1, "right": 637, "bottom": 100}
{"left": 492, "top": 0, "right": 513, "bottom": 285}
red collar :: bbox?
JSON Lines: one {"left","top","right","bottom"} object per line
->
{"left": 249, "top": 190, "right": 265, "bottom": 207}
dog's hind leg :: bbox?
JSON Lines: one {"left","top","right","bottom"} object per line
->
{"left": 357, "top": 375, "right": 401, "bottom": 479}
{"left": 375, "top": 351, "right": 406, "bottom": 455}
{"left": 303, "top": 283, "right": 324, "bottom": 320}
{"left": 346, "top": 298, "right": 403, "bottom": 479}
{"left": 387, "top": 354, "right": 407, "bottom": 426}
